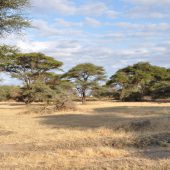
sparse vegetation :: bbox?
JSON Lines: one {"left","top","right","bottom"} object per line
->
{"left": 0, "top": 101, "right": 169, "bottom": 169}
{"left": 0, "top": 1, "right": 169, "bottom": 169}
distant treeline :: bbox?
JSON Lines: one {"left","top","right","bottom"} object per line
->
{"left": 0, "top": 46, "right": 169, "bottom": 104}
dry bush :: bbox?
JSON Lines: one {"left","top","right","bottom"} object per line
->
{"left": 112, "top": 132, "right": 170, "bottom": 148}
{"left": 1, "top": 101, "right": 170, "bottom": 169}
{"left": 21, "top": 105, "right": 53, "bottom": 114}
{"left": 54, "top": 98, "right": 76, "bottom": 111}
{"left": 23, "top": 101, "right": 76, "bottom": 115}
{"left": 135, "top": 132, "right": 170, "bottom": 148}
{"left": 116, "top": 120, "right": 151, "bottom": 132}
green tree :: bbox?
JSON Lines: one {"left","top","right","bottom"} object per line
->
{"left": 150, "top": 81, "right": 170, "bottom": 99}
{"left": 0, "top": 0, "right": 30, "bottom": 36}
{"left": 64, "top": 63, "right": 106, "bottom": 104}
{"left": 0, "top": 45, "right": 18, "bottom": 56}
{"left": 1, "top": 52, "right": 63, "bottom": 103}
{"left": 91, "top": 85, "right": 114, "bottom": 99}
{"left": 2, "top": 52, "right": 63, "bottom": 86}
{"left": 108, "top": 62, "right": 170, "bottom": 101}
{"left": 44, "top": 72, "right": 75, "bottom": 107}
{"left": 19, "top": 81, "right": 55, "bottom": 104}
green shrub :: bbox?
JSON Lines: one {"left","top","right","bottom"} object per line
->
{"left": 0, "top": 85, "right": 20, "bottom": 101}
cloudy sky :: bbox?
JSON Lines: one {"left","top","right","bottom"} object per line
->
{"left": 1, "top": 0, "right": 170, "bottom": 84}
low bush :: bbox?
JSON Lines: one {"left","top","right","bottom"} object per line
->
{"left": 0, "top": 85, "right": 20, "bottom": 101}
{"left": 53, "top": 91, "right": 76, "bottom": 111}
{"left": 116, "top": 120, "right": 151, "bottom": 132}
{"left": 135, "top": 132, "right": 170, "bottom": 148}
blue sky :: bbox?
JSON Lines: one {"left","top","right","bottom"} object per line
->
{"left": 1, "top": 0, "right": 170, "bottom": 84}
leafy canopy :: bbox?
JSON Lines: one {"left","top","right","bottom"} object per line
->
{"left": 0, "top": 52, "right": 64, "bottom": 104}
{"left": 2, "top": 52, "right": 62, "bottom": 73}
{"left": 0, "top": 52, "right": 63, "bottom": 86}
{"left": 0, "top": 0, "right": 30, "bottom": 36}
{"left": 65, "top": 63, "right": 106, "bottom": 103}
{"left": 108, "top": 62, "right": 170, "bottom": 101}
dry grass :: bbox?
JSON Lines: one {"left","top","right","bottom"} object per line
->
{"left": 0, "top": 101, "right": 169, "bottom": 169}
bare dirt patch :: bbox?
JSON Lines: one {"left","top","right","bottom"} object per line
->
{"left": 0, "top": 130, "right": 13, "bottom": 136}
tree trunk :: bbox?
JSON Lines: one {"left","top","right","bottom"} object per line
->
{"left": 120, "top": 88, "right": 126, "bottom": 101}
{"left": 81, "top": 91, "right": 86, "bottom": 104}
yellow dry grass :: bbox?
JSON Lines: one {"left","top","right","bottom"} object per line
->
{"left": 0, "top": 101, "right": 169, "bottom": 169}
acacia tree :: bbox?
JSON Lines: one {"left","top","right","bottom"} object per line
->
{"left": 0, "top": 0, "right": 30, "bottom": 36}
{"left": 0, "top": 0, "right": 30, "bottom": 84}
{"left": 107, "top": 62, "right": 170, "bottom": 101}
{"left": 0, "top": 52, "right": 63, "bottom": 103}
{"left": 64, "top": 63, "right": 106, "bottom": 104}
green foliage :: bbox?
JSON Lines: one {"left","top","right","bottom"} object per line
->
{"left": 64, "top": 63, "right": 106, "bottom": 104}
{"left": 0, "top": 0, "right": 30, "bottom": 36}
{"left": 108, "top": 62, "right": 170, "bottom": 101}
{"left": 1, "top": 52, "right": 63, "bottom": 87}
{"left": 91, "top": 85, "right": 114, "bottom": 99}
{"left": 0, "top": 52, "right": 63, "bottom": 104}
{"left": 0, "top": 45, "right": 18, "bottom": 56}
{"left": 122, "top": 91, "right": 143, "bottom": 102}
{"left": 19, "top": 81, "right": 55, "bottom": 104}
{"left": 150, "top": 82, "right": 170, "bottom": 99}
{"left": 0, "top": 85, "right": 20, "bottom": 101}
{"left": 0, "top": 45, "right": 18, "bottom": 69}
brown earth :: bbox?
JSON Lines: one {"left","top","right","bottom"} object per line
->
{"left": 0, "top": 101, "right": 169, "bottom": 169}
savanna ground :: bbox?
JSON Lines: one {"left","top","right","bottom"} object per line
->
{"left": 0, "top": 101, "right": 170, "bottom": 170}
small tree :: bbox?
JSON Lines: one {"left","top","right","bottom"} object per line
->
{"left": 19, "top": 81, "right": 55, "bottom": 104}
{"left": 65, "top": 63, "right": 106, "bottom": 104}
{"left": 44, "top": 73, "right": 75, "bottom": 110}
{"left": 0, "top": 85, "right": 20, "bottom": 101}
{"left": 0, "top": 0, "right": 30, "bottom": 36}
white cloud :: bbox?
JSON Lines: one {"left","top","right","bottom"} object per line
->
{"left": 1, "top": 33, "right": 170, "bottom": 77}
{"left": 125, "top": 0, "right": 170, "bottom": 19}
{"left": 32, "top": 19, "right": 63, "bottom": 36}
{"left": 32, "top": 19, "right": 83, "bottom": 38}
{"left": 56, "top": 19, "right": 82, "bottom": 27}
{"left": 31, "top": 0, "right": 117, "bottom": 18}
{"left": 115, "top": 22, "right": 170, "bottom": 32}
{"left": 56, "top": 18, "right": 102, "bottom": 27}
{"left": 31, "top": 0, "right": 76, "bottom": 15}
{"left": 84, "top": 17, "right": 102, "bottom": 27}
{"left": 127, "top": 0, "right": 170, "bottom": 6}
{"left": 78, "top": 2, "right": 117, "bottom": 18}
{"left": 126, "top": 7, "right": 169, "bottom": 19}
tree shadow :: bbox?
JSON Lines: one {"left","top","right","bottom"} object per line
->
{"left": 36, "top": 106, "right": 170, "bottom": 160}
{"left": 37, "top": 113, "right": 133, "bottom": 129}
{"left": 139, "top": 148, "right": 170, "bottom": 160}
{"left": 37, "top": 106, "right": 170, "bottom": 129}
{"left": 94, "top": 106, "right": 170, "bottom": 116}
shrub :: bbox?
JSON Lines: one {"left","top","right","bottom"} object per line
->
{"left": 0, "top": 85, "right": 20, "bottom": 101}
{"left": 122, "top": 91, "right": 143, "bottom": 101}
{"left": 18, "top": 82, "right": 55, "bottom": 104}
{"left": 53, "top": 90, "right": 76, "bottom": 111}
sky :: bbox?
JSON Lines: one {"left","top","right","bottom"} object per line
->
{"left": 1, "top": 0, "right": 170, "bottom": 84}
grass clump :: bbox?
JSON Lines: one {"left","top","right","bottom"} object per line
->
{"left": 135, "top": 132, "right": 170, "bottom": 148}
